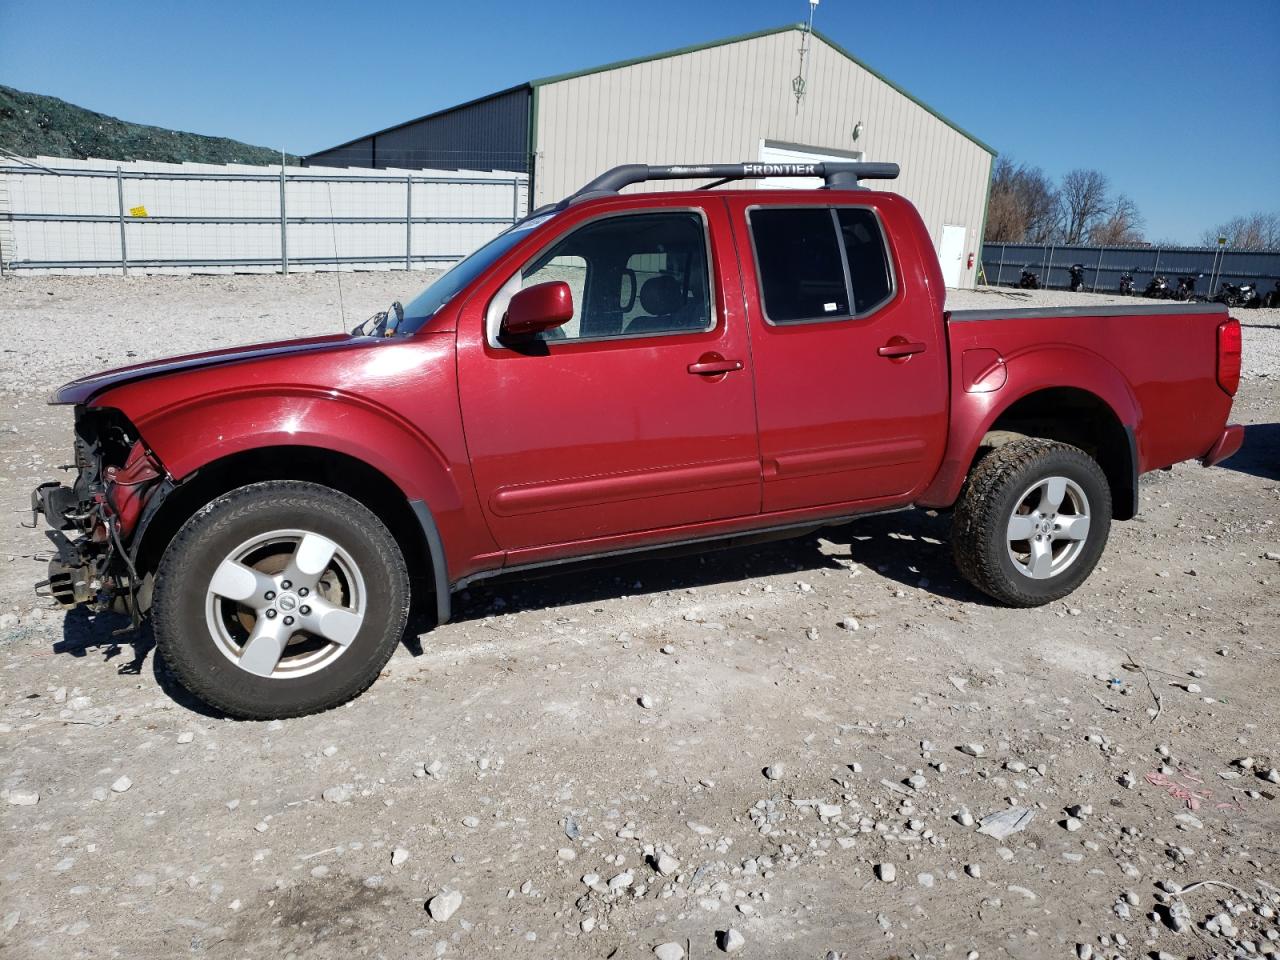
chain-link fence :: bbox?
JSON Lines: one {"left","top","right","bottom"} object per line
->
{"left": 0, "top": 156, "right": 529, "bottom": 276}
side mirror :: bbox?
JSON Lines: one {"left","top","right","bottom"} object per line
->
{"left": 501, "top": 281, "right": 574, "bottom": 339}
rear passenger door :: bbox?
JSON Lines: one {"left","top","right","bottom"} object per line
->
{"left": 725, "top": 199, "right": 948, "bottom": 513}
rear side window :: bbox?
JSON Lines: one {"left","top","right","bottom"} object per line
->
{"left": 748, "top": 206, "right": 894, "bottom": 324}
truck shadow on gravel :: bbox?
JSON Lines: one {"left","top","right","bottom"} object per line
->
{"left": 48, "top": 510, "right": 987, "bottom": 718}
{"left": 54, "top": 608, "right": 227, "bottom": 717}
{"left": 1221, "top": 422, "right": 1279, "bottom": 480}
{"left": 453, "top": 508, "right": 990, "bottom": 623}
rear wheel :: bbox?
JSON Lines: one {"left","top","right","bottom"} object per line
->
{"left": 951, "top": 439, "right": 1111, "bottom": 606}
{"left": 153, "top": 481, "right": 410, "bottom": 719}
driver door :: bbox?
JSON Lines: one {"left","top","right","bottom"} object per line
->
{"left": 454, "top": 198, "right": 761, "bottom": 556}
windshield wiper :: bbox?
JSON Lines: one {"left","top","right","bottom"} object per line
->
{"left": 351, "top": 301, "right": 404, "bottom": 338}
{"left": 351, "top": 312, "right": 380, "bottom": 337}
{"left": 384, "top": 301, "right": 404, "bottom": 337}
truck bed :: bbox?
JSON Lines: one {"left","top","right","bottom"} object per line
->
{"left": 922, "top": 300, "right": 1237, "bottom": 511}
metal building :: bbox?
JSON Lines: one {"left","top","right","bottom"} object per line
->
{"left": 306, "top": 24, "right": 995, "bottom": 288}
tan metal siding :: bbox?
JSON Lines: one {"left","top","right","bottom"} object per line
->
{"left": 534, "top": 29, "right": 993, "bottom": 287}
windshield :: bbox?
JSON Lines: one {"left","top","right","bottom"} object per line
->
{"left": 396, "top": 213, "right": 556, "bottom": 335}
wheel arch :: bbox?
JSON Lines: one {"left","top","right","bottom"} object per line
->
{"left": 975, "top": 387, "right": 1138, "bottom": 521}
{"left": 920, "top": 370, "right": 1139, "bottom": 521}
{"left": 132, "top": 445, "right": 451, "bottom": 624}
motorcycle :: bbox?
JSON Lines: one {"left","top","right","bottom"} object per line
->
{"left": 1174, "top": 274, "right": 1204, "bottom": 302}
{"left": 1144, "top": 275, "right": 1170, "bottom": 299}
{"left": 1019, "top": 267, "right": 1041, "bottom": 290}
{"left": 1118, "top": 272, "right": 1136, "bottom": 296}
{"left": 1215, "top": 281, "right": 1259, "bottom": 308}
{"left": 1068, "top": 263, "right": 1086, "bottom": 292}
{"left": 1263, "top": 281, "right": 1280, "bottom": 309}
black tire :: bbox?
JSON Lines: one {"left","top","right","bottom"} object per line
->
{"left": 951, "top": 439, "right": 1112, "bottom": 607}
{"left": 153, "top": 481, "right": 410, "bottom": 719}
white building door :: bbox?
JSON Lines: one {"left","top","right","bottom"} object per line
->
{"left": 938, "top": 224, "right": 966, "bottom": 288}
{"left": 757, "top": 141, "right": 863, "bottom": 190}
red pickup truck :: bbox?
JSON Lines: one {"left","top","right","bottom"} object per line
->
{"left": 33, "top": 161, "right": 1243, "bottom": 719}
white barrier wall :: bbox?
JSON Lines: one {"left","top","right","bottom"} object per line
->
{"left": 0, "top": 156, "right": 528, "bottom": 276}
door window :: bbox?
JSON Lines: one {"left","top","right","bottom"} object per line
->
{"left": 488, "top": 212, "right": 713, "bottom": 344}
{"left": 748, "top": 206, "right": 895, "bottom": 324}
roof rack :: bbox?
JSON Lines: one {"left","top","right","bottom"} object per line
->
{"left": 567, "top": 161, "right": 900, "bottom": 204}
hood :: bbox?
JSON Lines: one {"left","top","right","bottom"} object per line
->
{"left": 51, "top": 333, "right": 367, "bottom": 405}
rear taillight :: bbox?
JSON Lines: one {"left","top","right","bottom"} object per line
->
{"left": 1216, "top": 318, "right": 1242, "bottom": 395}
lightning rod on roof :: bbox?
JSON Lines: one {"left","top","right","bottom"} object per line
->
{"left": 793, "top": 0, "right": 819, "bottom": 115}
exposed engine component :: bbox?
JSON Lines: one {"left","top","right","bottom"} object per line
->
{"left": 32, "top": 407, "right": 165, "bottom": 616}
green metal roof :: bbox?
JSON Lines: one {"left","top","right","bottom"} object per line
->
{"left": 530, "top": 23, "right": 995, "bottom": 157}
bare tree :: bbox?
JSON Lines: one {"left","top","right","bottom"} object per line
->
{"left": 1199, "top": 212, "right": 1280, "bottom": 250}
{"left": 984, "top": 157, "right": 1060, "bottom": 243}
{"left": 1088, "top": 194, "right": 1145, "bottom": 246}
{"left": 1059, "top": 169, "right": 1111, "bottom": 244}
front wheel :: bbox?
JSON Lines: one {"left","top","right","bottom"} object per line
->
{"left": 951, "top": 439, "right": 1111, "bottom": 606}
{"left": 153, "top": 481, "right": 410, "bottom": 719}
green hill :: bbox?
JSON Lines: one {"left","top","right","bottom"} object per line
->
{"left": 0, "top": 84, "right": 297, "bottom": 165}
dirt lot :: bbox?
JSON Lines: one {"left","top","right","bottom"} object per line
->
{"left": 1, "top": 272, "right": 1278, "bottom": 960}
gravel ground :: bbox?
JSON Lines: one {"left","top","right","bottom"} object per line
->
{"left": 1, "top": 273, "right": 1278, "bottom": 960}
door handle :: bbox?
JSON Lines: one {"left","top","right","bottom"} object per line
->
{"left": 877, "top": 339, "right": 927, "bottom": 358}
{"left": 687, "top": 357, "right": 743, "bottom": 375}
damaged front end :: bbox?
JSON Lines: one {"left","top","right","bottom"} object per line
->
{"left": 32, "top": 407, "right": 167, "bottom": 619}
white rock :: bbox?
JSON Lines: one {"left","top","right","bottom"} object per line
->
{"left": 638, "top": 694, "right": 655, "bottom": 709}
{"left": 917, "top": 872, "right": 935, "bottom": 888}
{"left": 838, "top": 617, "right": 860, "bottom": 631}
{"left": 558, "top": 848, "right": 577, "bottom": 862}
{"left": 6, "top": 789, "right": 38, "bottom": 806}
{"left": 656, "top": 853, "right": 680, "bottom": 876}
{"left": 763, "top": 764, "right": 784, "bottom": 780}
{"left": 580, "top": 917, "right": 596, "bottom": 933}
{"left": 953, "top": 808, "right": 975, "bottom": 827}
{"left": 391, "top": 847, "right": 409, "bottom": 866}
{"left": 959, "top": 743, "right": 986, "bottom": 757}
{"left": 1076, "top": 944, "right": 1094, "bottom": 960}
{"left": 976, "top": 806, "right": 1035, "bottom": 839}
{"left": 322, "top": 745, "right": 338, "bottom": 757}
{"left": 1063, "top": 817, "right": 1083, "bottom": 832}
{"left": 427, "top": 889, "right": 463, "bottom": 922}
{"left": 965, "top": 863, "right": 981, "bottom": 879}
{"left": 91, "top": 787, "right": 108, "bottom": 802}
{"left": 111, "top": 776, "right": 132, "bottom": 793}
{"left": 176, "top": 731, "right": 194, "bottom": 744}
{"left": 876, "top": 862, "right": 896, "bottom": 882}
{"left": 1264, "top": 769, "right": 1280, "bottom": 784}
{"left": 322, "top": 785, "right": 352, "bottom": 803}
{"left": 608, "top": 871, "right": 634, "bottom": 893}
{"left": 718, "top": 928, "right": 745, "bottom": 953}
{"left": 654, "top": 943, "right": 685, "bottom": 960}
{"left": 817, "top": 803, "right": 842, "bottom": 820}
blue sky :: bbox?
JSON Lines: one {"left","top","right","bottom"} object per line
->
{"left": 2, "top": 0, "right": 1276, "bottom": 242}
